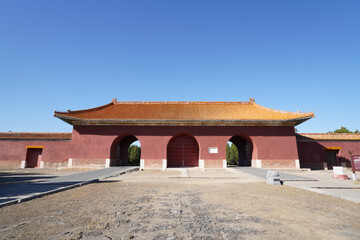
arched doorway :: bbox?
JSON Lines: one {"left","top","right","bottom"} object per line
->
{"left": 110, "top": 135, "right": 141, "bottom": 166}
{"left": 227, "top": 136, "right": 252, "bottom": 166}
{"left": 167, "top": 134, "right": 199, "bottom": 167}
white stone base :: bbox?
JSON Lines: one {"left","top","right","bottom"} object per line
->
{"left": 68, "top": 158, "right": 73, "bottom": 168}
{"left": 223, "top": 159, "right": 227, "bottom": 168}
{"left": 162, "top": 159, "right": 167, "bottom": 171}
{"left": 295, "top": 159, "right": 300, "bottom": 169}
{"left": 39, "top": 161, "right": 44, "bottom": 169}
{"left": 105, "top": 159, "right": 110, "bottom": 168}
{"left": 20, "top": 160, "right": 26, "bottom": 169}
{"left": 199, "top": 159, "right": 205, "bottom": 169}
{"left": 256, "top": 159, "right": 262, "bottom": 168}
{"left": 140, "top": 159, "right": 145, "bottom": 170}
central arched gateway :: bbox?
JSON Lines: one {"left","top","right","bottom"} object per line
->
{"left": 167, "top": 134, "right": 199, "bottom": 167}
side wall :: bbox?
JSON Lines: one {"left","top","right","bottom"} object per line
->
{"left": 0, "top": 140, "right": 70, "bottom": 168}
{"left": 297, "top": 140, "right": 360, "bottom": 169}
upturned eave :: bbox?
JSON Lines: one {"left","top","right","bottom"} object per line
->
{"left": 54, "top": 115, "right": 313, "bottom": 127}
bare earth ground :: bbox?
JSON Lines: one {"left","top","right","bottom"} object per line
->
{"left": 0, "top": 169, "right": 359, "bottom": 240}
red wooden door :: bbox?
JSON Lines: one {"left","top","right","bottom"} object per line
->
{"left": 167, "top": 134, "right": 199, "bottom": 167}
{"left": 26, "top": 149, "right": 42, "bottom": 168}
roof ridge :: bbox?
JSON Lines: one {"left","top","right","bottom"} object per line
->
{"left": 55, "top": 101, "right": 254, "bottom": 115}
{"left": 113, "top": 101, "right": 252, "bottom": 105}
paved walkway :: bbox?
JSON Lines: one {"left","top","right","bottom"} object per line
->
{"left": 0, "top": 167, "right": 138, "bottom": 208}
{"left": 229, "top": 167, "right": 360, "bottom": 203}
{"left": 227, "top": 167, "right": 314, "bottom": 181}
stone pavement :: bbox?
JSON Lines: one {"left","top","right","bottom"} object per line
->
{"left": 229, "top": 167, "right": 360, "bottom": 203}
{"left": 0, "top": 167, "right": 138, "bottom": 208}
{"left": 281, "top": 169, "right": 360, "bottom": 203}
{"left": 227, "top": 167, "right": 314, "bottom": 181}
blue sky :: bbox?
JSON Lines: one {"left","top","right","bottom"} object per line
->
{"left": 0, "top": 0, "right": 359, "bottom": 133}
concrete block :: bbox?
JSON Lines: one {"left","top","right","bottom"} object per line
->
{"left": 332, "top": 166, "right": 349, "bottom": 180}
{"left": 267, "top": 170, "right": 281, "bottom": 186}
{"left": 333, "top": 166, "right": 344, "bottom": 175}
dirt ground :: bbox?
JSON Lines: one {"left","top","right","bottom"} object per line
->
{"left": 0, "top": 169, "right": 359, "bottom": 240}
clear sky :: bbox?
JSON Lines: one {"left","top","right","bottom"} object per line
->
{"left": 0, "top": 0, "right": 359, "bottom": 133}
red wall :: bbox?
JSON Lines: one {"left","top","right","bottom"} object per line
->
{"left": 0, "top": 126, "right": 302, "bottom": 169}
{"left": 0, "top": 140, "right": 70, "bottom": 168}
{"left": 297, "top": 141, "right": 360, "bottom": 169}
{"left": 3, "top": 126, "right": 359, "bottom": 170}
{"left": 70, "top": 125, "right": 299, "bottom": 168}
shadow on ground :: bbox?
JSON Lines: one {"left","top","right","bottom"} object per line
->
{"left": 0, "top": 172, "right": 56, "bottom": 184}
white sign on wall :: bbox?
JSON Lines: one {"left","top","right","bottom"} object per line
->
{"left": 208, "top": 147, "right": 218, "bottom": 154}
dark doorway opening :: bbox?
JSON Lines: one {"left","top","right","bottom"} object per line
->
{"left": 167, "top": 134, "right": 199, "bottom": 167}
{"left": 227, "top": 136, "right": 252, "bottom": 166}
{"left": 325, "top": 150, "right": 338, "bottom": 170}
{"left": 25, "top": 148, "right": 42, "bottom": 168}
{"left": 111, "top": 135, "right": 141, "bottom": 166}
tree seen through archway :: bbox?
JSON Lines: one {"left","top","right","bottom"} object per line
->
{"left": 226, "top": 142, "right": 239, "bottom": 165}
{"left": 226, "top": 136, "right": 252, "bottom": 166}
{"left": 127, "top": 141, "right": 141, "bottom": 166}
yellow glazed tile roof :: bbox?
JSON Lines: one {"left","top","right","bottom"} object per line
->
{"left": 0, "top": 132, "right": 72, "bottom": 140}
{"left": 298, "top": 133, "right": 360, "bottom": 141}
{"left": 54, "top": 99, "right": 314, "bottom": 126}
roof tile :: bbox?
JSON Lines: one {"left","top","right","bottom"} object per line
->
{"left": 54, "top": 100, "right": 314, "bottom": 126}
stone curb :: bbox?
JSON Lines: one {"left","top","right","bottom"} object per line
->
{"left": 0, "top": 167, "right": 139, "bottom": 209}
{"left": 102, "top": 167, "right": 139, "bottom": 180}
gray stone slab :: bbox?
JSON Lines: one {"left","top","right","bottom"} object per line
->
{"left": 283, "top": 179, "right": 360, "bottom": 203}
{"left": 44, "top": 166, "right": 137, "bottom": 183}
{"left": 229, "top": 167, "right": 315, "bottom": 181}
{"left": 230, "top": 167, "right": 360, "bottom": 203}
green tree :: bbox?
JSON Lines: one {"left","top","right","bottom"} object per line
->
{"left": 226, "top": 143, "right": 239, "bottom": 165}
{"left": 127, "top": 145, "right": 141, "bottom": 166}
{"left": 334, "top": 126, "right": 352, "bottom": 133}
{"left": 328, "top": 126, "right": 359, "bottom": 133}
